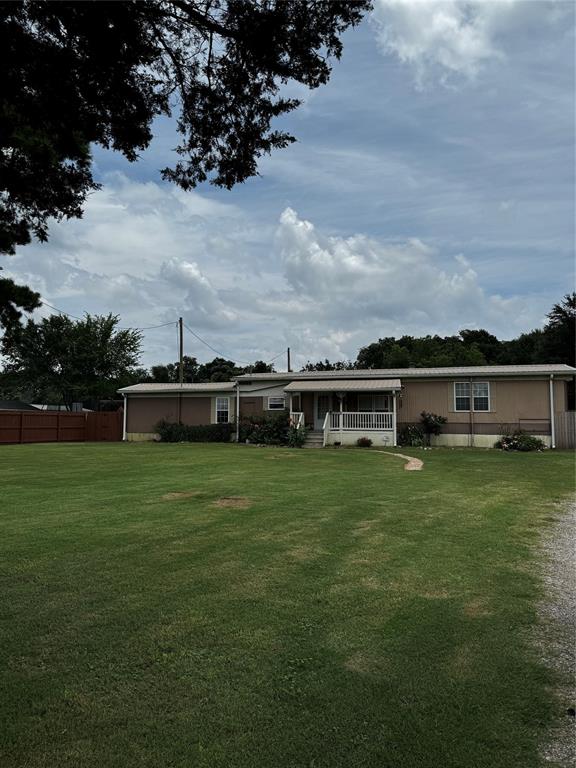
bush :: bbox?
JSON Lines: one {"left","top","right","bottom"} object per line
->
{"left": 239, "top": 411, "right": 306, "bottom": 447}
{"left": 155, "top": 420, "right": 233, "bottom": 443}
{"left": 420, "top": 411, "right": 447, "bottom": 446}
{"left": 356, "top": 437, "right": 373, "bottom": 448}
{"left": 398, "top": 425, "right": 426, "bottom": 447}
{"left": 495, "top": 431, "right": 546, "bottom": 452}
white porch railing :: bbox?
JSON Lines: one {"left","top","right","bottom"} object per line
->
{"left": 330, "top": 411, "right": 393, "bottom": 431}
{"left": 290, "top": 411, "right": 305, "bottom": 430}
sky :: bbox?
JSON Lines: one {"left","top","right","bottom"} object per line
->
{"left": 4, "top": 0, "right": 575, "bottom": 369}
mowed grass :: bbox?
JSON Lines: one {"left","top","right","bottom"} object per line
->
{"left": 0, "top": 443, "right": 573, "bottom": 768}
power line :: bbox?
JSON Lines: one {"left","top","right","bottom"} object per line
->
{"left": 35, "top": 299, "right": 289, "bottom": 365}
{"left": 183, "top": 322, "right": 284, "bottom": 366}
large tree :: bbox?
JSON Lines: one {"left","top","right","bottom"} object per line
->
{"left": 0, "top": 0, "right": 370, "bottom": 258}
{"left": 1, "top": 313, "right": 142, "bottom": 407}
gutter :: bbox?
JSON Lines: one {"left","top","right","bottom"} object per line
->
{"left": 549, "top": 374, "right": 556, "bottom": 449}
{"left": 235, "top": 381, "right": 240, "bottom": 443}
{"left": 122, "top": 393, "right": 127, "bottom": 441}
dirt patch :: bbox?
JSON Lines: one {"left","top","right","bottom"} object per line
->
{"left": 212, "top": 496, "right": 252, "bottom": 509}
{"left": 463, "top": 597, "right": 491, "bottom": 618}
{"left": 344, "top": 650, "right": 387, "bottom": 676}
{"left": 161, "top": 491, "right": 201, "bottom": 501}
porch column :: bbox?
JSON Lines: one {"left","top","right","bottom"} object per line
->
{"left": 338, "top": 391, "right": 343, "bottom": 442}
{"left": 393, "top": 391, "right": 397, "bottom": 446}
{"left": 289, "top": 392, "right": 293, "bottom": 419}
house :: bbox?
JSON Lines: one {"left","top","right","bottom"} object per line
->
{"left": 118, "top": 364, "right": 576, "bottom": 448}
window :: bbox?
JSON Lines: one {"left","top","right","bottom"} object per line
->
{"left": 216, "top": 397, "right": 230, "bottom": 423}
{"left": 454, "top": 382, "right": 490, "bottom": 411}
{"left": 473, "top": 382, "right": 490, "bottom": 411}
{"left": 358, "top": 394, "right": 392, "bottom": 411}
{"left": 267, "top": 396, "right": 286, "bottom": 410}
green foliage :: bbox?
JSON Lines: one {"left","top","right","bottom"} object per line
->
{"left": 155, "top": 420, "right": 233, "bottom": 443}
{"left": 420, "top": 411, "right": 448, "bottom": 436}
{"left": 0, "top": 275, "right": 41, "bottom": 331}
{"left": 495, "top": 431, "right": 546, "bottom": 452}
{"left": 287, "top": 424, "right": 307, "bottom": 448}
{"left": 0, "top": 313, "right": 142, "bottom": 407}
{"left": 1, "top": 1, "right": 369, "bottom": 257}
{"left": 398, "top": 425, "right": 426, "bottom": 448}
{"left": 239, "top": 411, "right": 297, "bottom": 446}
{"left": 356, "top": 437, "right": 373, "bottom": 447}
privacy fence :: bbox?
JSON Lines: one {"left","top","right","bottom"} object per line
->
{"left": 555, "top": 411, "right": 576, "bottom": 449}
{"left": 0, "top": 410, "right": 123, "bottom": 444}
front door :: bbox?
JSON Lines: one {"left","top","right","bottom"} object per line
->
{"left": 314, "top": 394, "right": 331, "bottom": 430}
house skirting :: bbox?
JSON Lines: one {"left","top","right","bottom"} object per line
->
{"left": 430, "top": 433, "right": 552, "bottom": 448}
{"left": 126, "top": 432, "right": 158, "bottom": 442}
{"left": 325, "top": 429, "right": 395, "bottom": 447}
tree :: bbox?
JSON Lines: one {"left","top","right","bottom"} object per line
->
{"left": 1, "top": 313, "right": 142, "bottom": 407}
{"left": 1, "top": 0, "right": 370, "bottom": 257}
{"left": 148, "top": 355, "right": 200, "bottom": 383}
{"left": 539, "top": 293, "right": 575, "bottom": 366}
{"left": 0, "top": 274, "right": 41, "bottom": 331}
{"left": 459, "top": 329, "right": 503, "bottom": 364}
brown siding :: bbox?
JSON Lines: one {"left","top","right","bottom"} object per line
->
{"left": 181, "top": 397, "right": 211, "bottom": 426}
{"left": 399, "top": 378, "right": 556, "bottom": 428}
{"left": 127, "top": 395, "right": 213, "bottom": 433}
{"left": 127, "top": 396, "right": 178, "bottom": 433}
{"left": 240, "top": 396, "right": 265, "bottom": 418}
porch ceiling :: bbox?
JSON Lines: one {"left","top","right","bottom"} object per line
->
{"left": 284, "top": 379, "right": 401, "bottom": 392}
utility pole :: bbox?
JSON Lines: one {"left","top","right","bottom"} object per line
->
{"left": 287, "top": 347, "right": 291, "bottom": 373}
{"left": 178, "top": 317, "right": 184, "bottom": 425}
{"left": 178, "top": 317, "right": 184, "bottom": 384}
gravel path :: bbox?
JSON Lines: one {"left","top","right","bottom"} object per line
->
{"left": 537, "top": 499, "right": 576, "bottom": 767}
{"left": 376, "top": 450, "right": 423, "bottom": 471}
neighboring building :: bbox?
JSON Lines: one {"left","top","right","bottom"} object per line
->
{"left": 118, "top": 364, "right": 576, "bottom": 448}
{"left": 0, "top": 400, "right": 39, "bottom": 411}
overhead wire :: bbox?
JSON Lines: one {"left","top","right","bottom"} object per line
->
{"left": 32, "top": 299, "right": 290, "bottom": 366}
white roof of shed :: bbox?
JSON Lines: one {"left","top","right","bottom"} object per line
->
{"left": 284, "top": 379, "right": 401, "bottom": 392}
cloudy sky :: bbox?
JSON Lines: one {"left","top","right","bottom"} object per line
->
{"left": 5, "top": 0, "right": 575, "bottom": 368}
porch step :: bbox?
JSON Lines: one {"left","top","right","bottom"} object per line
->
{"left": 303, "top": 430, "right": 324, "bottom": 448}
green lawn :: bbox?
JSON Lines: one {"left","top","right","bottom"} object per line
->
{"left": 1, "top": 443, "right": 573, "bottom": 768}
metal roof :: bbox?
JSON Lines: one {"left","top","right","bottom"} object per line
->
{"left": 118, "top": 382, "right": 236, "bottom": 394}
{"left": 284, "top": 379, "right": 401, "bottom": 392}
{"left": 237, "top": 364, "right": 576, "bottom": 382}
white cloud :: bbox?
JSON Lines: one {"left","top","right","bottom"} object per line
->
{"left": 370, "top": 0, "right": 566, "bottom": 86}
{"left": 1, "top": 178, "right": 556, "bottom": 369}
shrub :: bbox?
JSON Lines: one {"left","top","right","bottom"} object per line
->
{"left": 420, "top": 411, "right": 448, "bottom": 446}
{"left": 239, "top": 411, "right": 306, "bottom": 447}
{"left": 398, "top": 425, "right": 426, "bottom": 447}
{"left": 495, "top": 431, "right": 546, "bottom": 452}
{"left": 356, "top": 437, "right": 373, "bottom": 448}
{"left": 155, "top": 420, "right": 233, "bottom": 443}
{"left": 287, "top": 424, "right": 308, "bottom": 448}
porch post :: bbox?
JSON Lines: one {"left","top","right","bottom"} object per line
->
{"left": 393, "top": 391, "right": 397, "bottom": 446}
{"left": 339, "top": 392, "right": 343, "bottom": 442}
{"left": 289, "top": 392, "right": 293, "bottom": 420}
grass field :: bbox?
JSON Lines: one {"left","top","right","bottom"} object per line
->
{"left": 1, "top": 443, "right": 573, "bottom": 768}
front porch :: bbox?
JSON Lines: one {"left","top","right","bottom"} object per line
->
{"left": 285, "top": 379, "right": 400, "bottom": 447}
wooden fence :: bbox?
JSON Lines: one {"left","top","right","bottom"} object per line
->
{"left": 0, "top": 410, "right": 123, "bottom": 444}
{"left": 555, "top": 411, "right": 576, "bottom": 449}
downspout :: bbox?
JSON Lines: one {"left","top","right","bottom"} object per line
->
{"left": 549, "top": 374, "right": 556, "bottom": 449}
{"left": 469, "top": 377, "right": 474, "bottom": 448}
{"left": 122, "top": 393, "right": 127, "bottom": 441}
{"left": 235, "top": 381, "right": 240, "bottom": 443}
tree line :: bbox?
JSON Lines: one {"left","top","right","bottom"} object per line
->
{"left": 0, "top": 294, "right": 573, "bottom": 410}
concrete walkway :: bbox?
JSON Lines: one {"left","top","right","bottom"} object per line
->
{"left": 376, "top": 450, "right": 423, "bottom": 471}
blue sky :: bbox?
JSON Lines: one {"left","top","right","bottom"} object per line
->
{"left": 6, "top": 0, "right": 575, "bottom": 368}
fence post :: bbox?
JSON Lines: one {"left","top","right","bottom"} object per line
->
{"left": 20, "top": 412, "right": 23, "bottom": 444}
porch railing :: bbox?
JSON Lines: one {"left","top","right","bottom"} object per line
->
{"left": 290, "top": 411, "right": 305, "bottom": 430}
{"left": 330, "top": 411, "right": 393, "bottom": 431}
